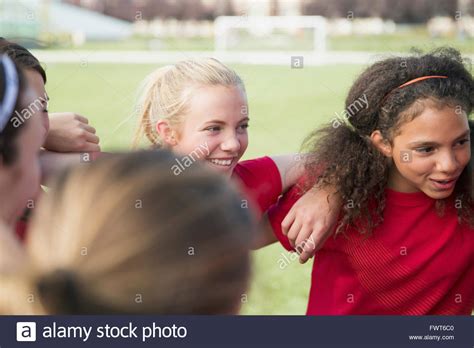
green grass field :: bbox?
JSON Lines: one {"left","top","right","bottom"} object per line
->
{"left": 45, "top": 62, "right": 361, "bottom": 314}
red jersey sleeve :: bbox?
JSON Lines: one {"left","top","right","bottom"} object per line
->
{"left": 267, "top": 183, "right": 305, "bottom": 252}
{"left": 232, "top": 156, "right": 282, "bottom": 217}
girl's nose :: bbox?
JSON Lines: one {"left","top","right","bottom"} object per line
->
{"left": 437, "top": 150, "right": 459, "bottom": 174}
{"left": 221, "top": 134, "right": 240, "bottom": 153}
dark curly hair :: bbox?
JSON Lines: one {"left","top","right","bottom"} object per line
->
{"left": 303, "top": 47, "right": 473, "bottom": 234}
{"left": 0, "top": 56, "right": 27, "bottom": 166}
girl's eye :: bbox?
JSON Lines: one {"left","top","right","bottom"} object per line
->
{"left": 205, "top": 126, "right": 221, "bottom": 133}
{"left": 415, "top": 146, "right": 435, "bottom": 154}
{"left": 237, "top": 123, "right": 249, "bottom": 132}
{"left": 456, "top": 138, "right": 470, "bottom": 146}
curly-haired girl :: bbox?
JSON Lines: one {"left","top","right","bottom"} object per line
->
{"left": 269, "top": 47, "right": 473, "bottom": 315}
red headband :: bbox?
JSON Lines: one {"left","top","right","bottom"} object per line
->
{"left": 397, "top": 75, "right": 448, "bottom": 89}
{"left": 382, "top": 75, "right": 448, "bottom": 104}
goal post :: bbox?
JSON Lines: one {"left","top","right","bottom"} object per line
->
{"left": 214, "top": 16, "right": 327, "bottom": 53}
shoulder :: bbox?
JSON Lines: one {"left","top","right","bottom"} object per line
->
{"left": 233, "top": 156, "right": 278, "bottom": 176}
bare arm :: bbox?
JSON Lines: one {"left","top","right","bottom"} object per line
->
{"left": 254, "top": 156, "right": 342, "bottom": 256}
{"left": 270, "top": 154, "right": 307, "bottom": 192}
{"left": 40, "top": 150, "right": 104, "bottom": 184}
{"left": 251, "top": 214, "right": 278, "bottom": 249}
{"left": 43, "top": 112, "right": 100, "bottom": 153}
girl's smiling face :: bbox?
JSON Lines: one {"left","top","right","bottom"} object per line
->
{"left": 163, "top": 85, "right": 249, "bottom": 177}
{"left": 386, "top": 103, "right": 471, "bottom": 199}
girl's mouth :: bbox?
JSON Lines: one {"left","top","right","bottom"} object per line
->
{"left": 207, "top": 158, "right": 235, "bottom": 168}
{"left": 429, "top": 177, "right": 458, "bottom": 191}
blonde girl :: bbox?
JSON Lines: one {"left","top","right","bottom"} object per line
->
{"left": 133, "top": 58, "right": 341, "bottom": 249}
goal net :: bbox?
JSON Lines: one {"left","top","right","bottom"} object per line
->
{"left": 214, "top": 16, "right": 327, "bottom": 53}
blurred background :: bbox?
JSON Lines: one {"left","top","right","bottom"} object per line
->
{"left": 1, "top": 0, "right": 473, "bottom": 51}
{"left": 1, "top": 0, "right": 473, "bottom": 314}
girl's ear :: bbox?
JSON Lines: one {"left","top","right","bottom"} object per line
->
{"left": 370, "top": 130, "right": 393, "bottom": 157}
{"left": 155, "top": 120, "right": 177, "bottom": 146}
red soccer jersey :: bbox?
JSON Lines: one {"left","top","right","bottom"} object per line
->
{"left": 268, "top": 185, "right": 474, "bottom": 315}
{"left": 232, "top": 156, "right": 282, "bottom": 218}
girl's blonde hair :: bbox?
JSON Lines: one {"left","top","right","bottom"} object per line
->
{"left": 0, "top": 151, "right": 255, "bottom": 314}
{"left": 133, "top": 58, "right": 245, "bottom": 148}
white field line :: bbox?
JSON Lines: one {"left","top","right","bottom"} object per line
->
{"left": 31, "top": 50, "right": 460, "bottom": 66}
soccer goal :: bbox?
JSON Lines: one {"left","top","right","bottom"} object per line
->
{"left": 214, "top": 16, "right": 327, "bottom": 53}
